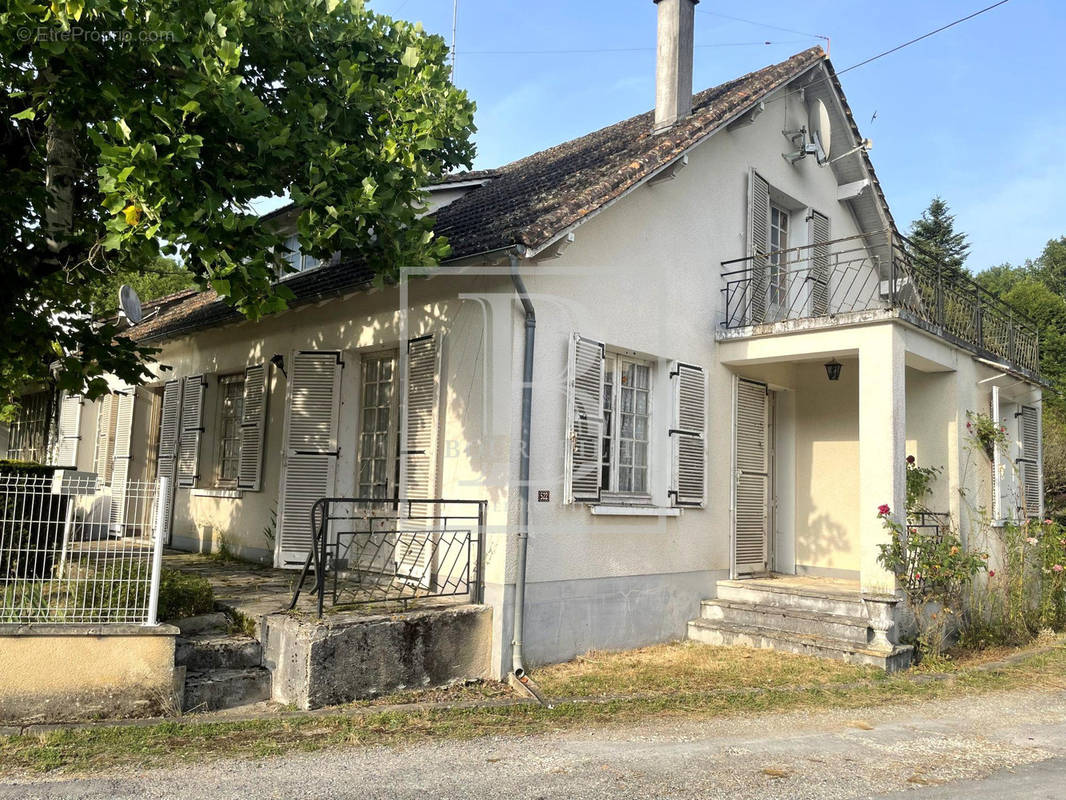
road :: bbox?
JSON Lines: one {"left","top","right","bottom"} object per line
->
{"left": 5, "top": 685, "right": 1066, "bottom": 799}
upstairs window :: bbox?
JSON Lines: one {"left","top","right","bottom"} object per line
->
{"left": 769, "top": 205, "right": 790, "bottom": 307}
{"left": 280, "top": 234, "right": 321, "bottom": 274}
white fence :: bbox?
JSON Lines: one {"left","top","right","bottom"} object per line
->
{"left": 0, "top": 473, "right": 166, "bottom": 625}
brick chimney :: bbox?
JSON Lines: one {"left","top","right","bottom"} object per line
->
{"left": 654, "top": 0, "right": 698, "bottom": 132}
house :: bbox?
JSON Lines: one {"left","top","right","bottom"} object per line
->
{"left": 5, "top": 0, "right": 1043, "bottom": 681}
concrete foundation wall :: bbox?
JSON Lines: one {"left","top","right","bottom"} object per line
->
{"left": 262, "top": 605, "right": 492, "bottom": 709}
{"left": 0, "top": 624, "right": 179, "bottom": 723}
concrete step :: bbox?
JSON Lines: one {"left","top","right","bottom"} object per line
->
{"left": 182, "top": 667, "right": 272, "bottom": 712}
{"left": 700, "top": 599, "right": 871, "bottom": 646}
{"left": 173, "top": 611, "right": 230, "bottom": 635}
{"left": 687, "top": 618, "right": 912, "bottom": 672}
{"left": 716, "top": 580, "right": 867, "bottom": 617}
{"left": 176, "top": 633, "right": 262, "bottom": 671}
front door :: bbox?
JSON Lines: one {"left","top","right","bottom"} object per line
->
{"left": 734, "top": 378, "right": 771, "bottom": 576}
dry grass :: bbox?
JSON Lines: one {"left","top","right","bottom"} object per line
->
{"left": 3, "top": 639, "right": 1065, "bottom": 778}
{"left": 534, "top": 641, "right": 881, "bottom": 698}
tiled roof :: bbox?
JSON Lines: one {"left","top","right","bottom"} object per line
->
{"left": 432, "top": 47, "right": 826, "bottom": 258}
{"left": 127, "top": 47, "right": 826, "bottom": 343}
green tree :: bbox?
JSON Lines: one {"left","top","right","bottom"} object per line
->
{"left": 0, "top": 0, "right": 475, "bottom": 413}
{"left": 86, "top": 257, "right": 195, "bottom": 317}
{"left": 908, "top": 196, "right": 971, "bottom": 279}
{"left": 1031, "top": 236, "right": 1066, "bottom": 297}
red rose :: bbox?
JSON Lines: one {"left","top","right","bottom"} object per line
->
{"left": 907, "top": 455, "right": 916, "bottom": 465}
{"left": 878, "top": 504, "right": 891, "bottom": 516}
{"left": 988, "top": 570, "right": 995, "bottom": 578}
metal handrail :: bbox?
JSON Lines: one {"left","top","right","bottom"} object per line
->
{"left": 289, "top": 496, "right": 487, "bottom": 617}
{"left": 717, "top": 229, "right": 1041, "bottom": 375}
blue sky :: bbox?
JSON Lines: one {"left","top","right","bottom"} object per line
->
{"left": 371, "top": 0, "right": 1066, "bottom": 271}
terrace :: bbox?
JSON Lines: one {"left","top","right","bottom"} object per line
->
{"left": 718, "top": 230, "right": 1040, "bottom": 379}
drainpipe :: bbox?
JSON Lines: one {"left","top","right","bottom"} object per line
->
{"left": 509, "top": 249, "right": 535, "bottom": 677}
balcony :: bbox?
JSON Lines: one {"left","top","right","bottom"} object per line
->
{"left": 718, "top": 230, "right": 1040, "bottom": 377}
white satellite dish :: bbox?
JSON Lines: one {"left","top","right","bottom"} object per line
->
{"left": 118, "top": 284, "right": 143, "bottom": 325}
{"left": 807, "top": 98, "right": 832, "bottom": 164}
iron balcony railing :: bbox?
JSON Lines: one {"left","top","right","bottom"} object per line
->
{"left": 289, "top": 497, "right": 486, "bottom": 617}
{"left": 719, "top": 230, "right": 1040, "bottom": 375}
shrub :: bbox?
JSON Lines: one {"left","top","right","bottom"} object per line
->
{"left": 0, "top": 461, "right": 65, "bottom": 580}
{"left": 157, "top": 569, "right": 214, "bottom": 621}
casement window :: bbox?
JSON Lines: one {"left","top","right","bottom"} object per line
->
{"left": 5, "top": 390, "right": 52, "bottom": 463}
{"left": 214, "top": 374, "right": 245, "bottom": 486}
{"left": 280, "top": 234, "right": 320, "bottom": 274}
{"left": 601, "top": 354, "right": 652, "bottom": 497}
{"left": 357, "top": 352, "right": 399, "bottom": 500}
{"left": 564, "top": 333, "right": 706, "bottom": 508}
{"left": 768, "top": 205, "right": 790, "bottom": 307}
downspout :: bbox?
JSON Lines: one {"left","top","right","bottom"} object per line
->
{"left": 509, "top": 249, "right": 535, "bottom": 679}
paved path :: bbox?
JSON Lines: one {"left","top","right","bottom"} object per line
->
{"left": 5, "top": 686, "right": 1066, "bottom": 799}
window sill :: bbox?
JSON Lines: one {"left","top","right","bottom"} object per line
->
{"left": 191, "top": 488, "right": 243, "bottom": 499}
{"left": 589, "top": 505, "right": 681, "bottom": 517}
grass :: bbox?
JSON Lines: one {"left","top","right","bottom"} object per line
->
{"left": 3, "top": 639, "right": 1066, "bottom": 778}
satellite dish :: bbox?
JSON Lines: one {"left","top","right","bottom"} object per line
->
{"left": 807, "top": 98, "right": 832, "bottom": 164}
{"left": 118, "top": 284, "right": 142, "bottom": 325}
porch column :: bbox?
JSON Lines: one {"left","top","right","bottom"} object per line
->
{"left": 858, "top": 325, "right": 906, "bottom": 594}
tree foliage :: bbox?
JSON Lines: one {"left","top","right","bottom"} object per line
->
{"left": 0, "top": 0, "right": 475, "bottom": 409}
{"left": 909, "top": 196, "right": 971, "bottom": 279}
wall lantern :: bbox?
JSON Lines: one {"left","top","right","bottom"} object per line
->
{"left": 824, "top": 358, "right": 843, "bottom": 382}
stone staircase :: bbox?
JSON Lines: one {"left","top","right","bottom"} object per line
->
{"left": 687, "top": 577, "right": 912, "bottom": 672}
{"left": 174, "top": 612, "right": 272, "bottom": 712}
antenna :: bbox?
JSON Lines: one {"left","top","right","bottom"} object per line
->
{"left": 450, "top": 0, "right": 458, "bottom": 80}
{"left": 118, "top": 284, "right": 143, "bottom": 326}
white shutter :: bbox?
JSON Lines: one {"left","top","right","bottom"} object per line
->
{"left": 1019, "top": 404, "right": 1042, "bottom": 518}
{"left": 748, "top": 170, "right": 770, "bottom": 324}
{"left": 53, "top": 392, "right": 83, "bottom": 467}
{"left": 735, "top": 378, "right": 770, "bottom": 574}
{"left": 670, "top": 362, "right": 706, "bottom": 507}
{"left": 399, "top": 335, "right": 443, "bottom": 584}
{"left": 564, "top": 333, "right": 605, "bottom": 504}
{"left": 991, "top": 387, "right": 1004, "bottom": 522}
{"left": 155, "top": 379, "right": 182, "bottom": 540}
{"left": 176, "top": 375, "right": 206, "bottom": 488}
{"left": 808, "top": 210, "right": 830, "bottom": 317}
{"left": 276, "top": 351, "right": 342, "bottom": 566}
{"left": 93, "top": 394, "right": 118, "bottom": 483}
{"left": 109, "top": 390, "right": 136, "bottom": 535}
{"left": 237, "top": 363, "right": 268, "bottom": 491}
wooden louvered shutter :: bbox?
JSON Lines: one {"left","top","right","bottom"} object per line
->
{"left": 237, "top": 363, "right": 268, "bottom": 491}
{"left": 93, "top": 394, "right": 119, "bottom": 484}
{"left": 155, "top": 379, "right": 182, "bottom": 541}
{"left": 109, "top": 390, "right": 136, "bottom": 535}
{"left": 748, "top": 170, "right": 770, "bottom": 325}
{"left": 276, "top": 351, "right": 342, "bottom": 566}
{"left": 176, "top": 375, "right": 206, "bottom": 488}
{"left": 564, "top": 333, "right": 605, "bottom": 504}
{"left": 670, "top": 363, "right": 706, "bottom": 507}
{"left": 1019, "top": 404, "right": 1042, "bottom": 518}
{"left": 53, "top": 392, "right": 83, "bottom": 467}
{"left": 808, "top": 210, "right": 830, "bottom": 317}
{"left": 735, "top": 378, "right": 770, "bottom": 575}
{"left": 397, "top": 335, "right": 443, "bottom": 585}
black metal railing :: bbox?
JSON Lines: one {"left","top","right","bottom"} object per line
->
{"left": 289, "top": 497, "right": 486, "bottom": 617}
{"left": 719, "top": 230, "right": 1040, "bottom": 375}
{"left": 901, "top": 511, "right": 950, "bottom": 592}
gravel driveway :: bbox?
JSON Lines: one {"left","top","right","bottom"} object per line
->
{"left": 5, "top": 686, "right": 1066, "bottom": 799}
